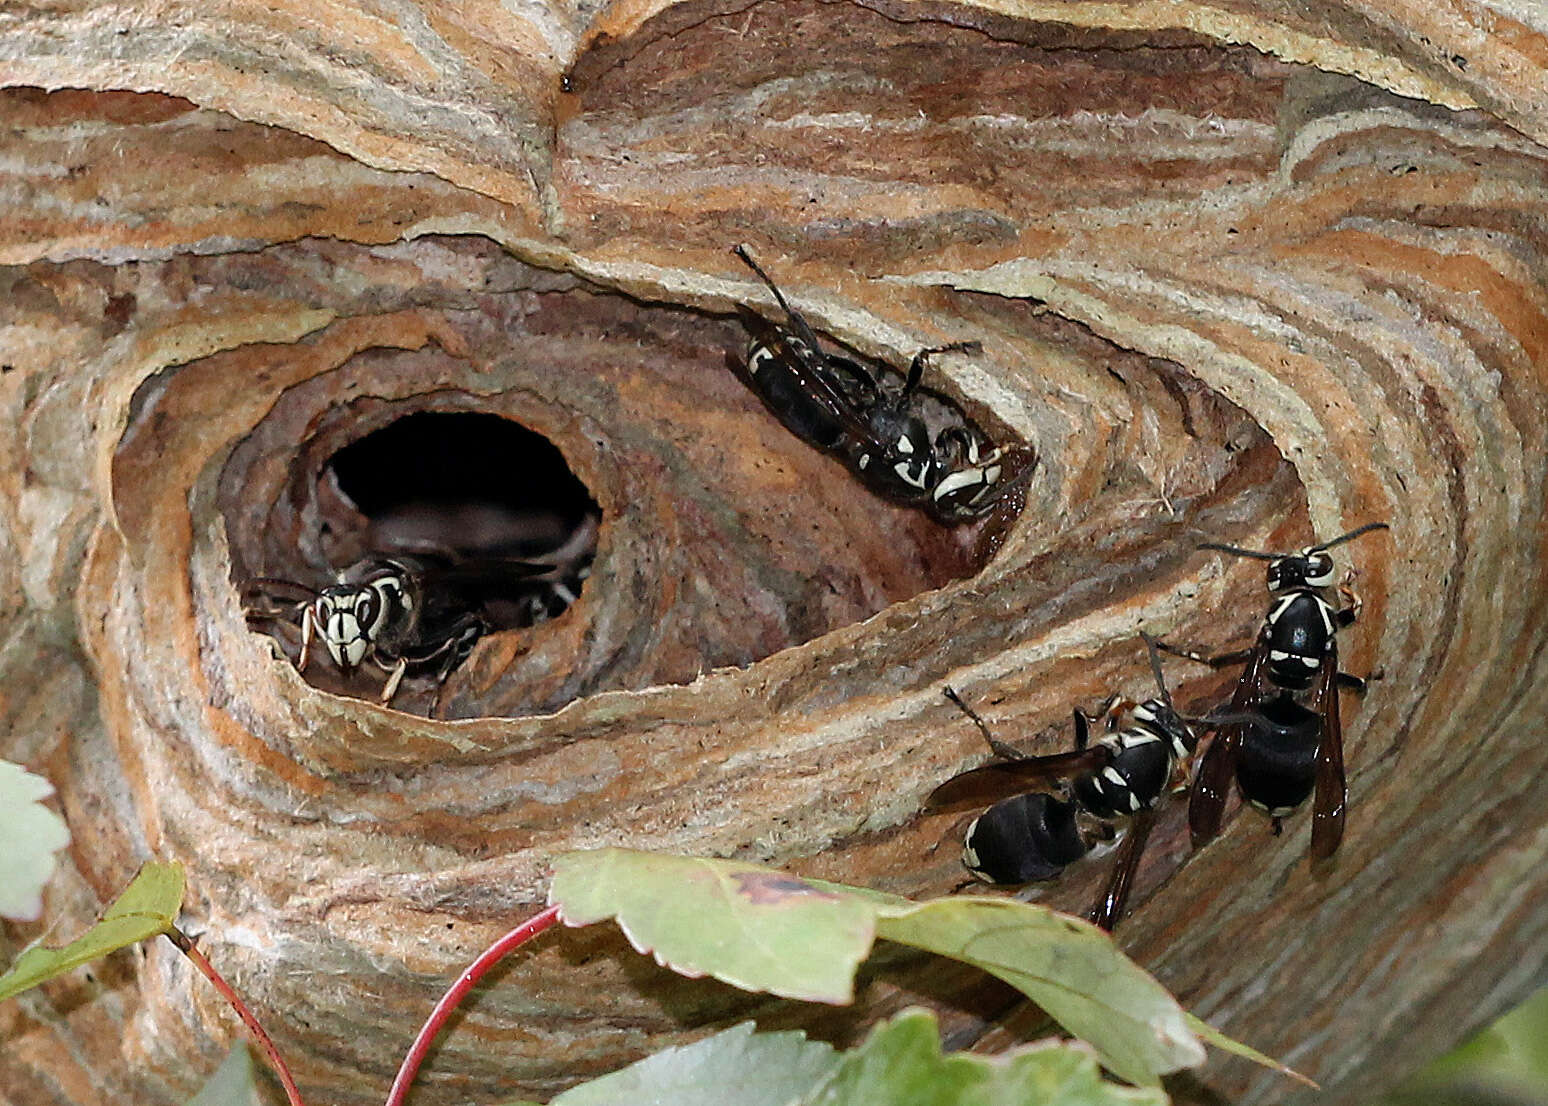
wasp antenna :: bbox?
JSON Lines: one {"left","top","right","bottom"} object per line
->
{"left": 1311, "top": 521, "right": 1391, "bottom": 553}
{"left": 902, "top": 350, "right": 926, "bottom": 397}
{"left": 907, "top": 341, "right": 982, "bottom": 397}
{"left": 1138, "top": 631, "right": 1171, "bottom": 705}
{"left": 1187, "top": 707, "right": 1261, "bottom": 730}
{"left": 1197, "top": 540, "right": 1279, "bottom": 561}
{"left": 919, "top": 340, "right": 983, "bottom": 362}
{"left": 732, "top": 244, "right": 797, "bottom": 315}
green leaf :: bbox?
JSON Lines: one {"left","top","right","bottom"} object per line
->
{"left": 806, "top": 1009, "right": 1168, "bottom": 1106}
{"left": 0, "top": 760, "right": 71, "bottom": 922}
{"left": 873, "top": 898, "right": 1203, "bottom": 1085}
{"left": 548, "top": 1021, "right": 838, "bottom": 1106}
{"left": 550, "top": 850, "right": 881, "bottom": 1003}
{"left": 1183, "top": 1014, "right": 1316, "bottom": 1089}
{"left": 550, "top": 850, "right": 1205, "bottom": 1085}
{"left": 0, "top": 861, "right": 185, "bottom": 1002}
{"left": 522, "top": 1010, "right": 1168, "bottom": 1106}
{"left": 186, "top": 1044, "right": 262, "bottom": 1106}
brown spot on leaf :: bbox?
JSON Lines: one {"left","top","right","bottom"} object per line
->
{"left": 734, "top": 872, "right": 840, "bottom": 905}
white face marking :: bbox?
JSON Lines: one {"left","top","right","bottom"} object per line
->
{"left": 858, "top": 454, "right": 870, "bottom": 470}
{"left": 1128, "top": 792, "right": 1143, "bottom": 813}
{"left": 749, "top": 346, "right": 775, "bottom": 370}
{"left": 895, "top": 434, "right": 914, "bottom": 454}
{"left": 1132, "top": 702, "right": 1157, "bottom": 725}
{"left": 933, "top": 468, "right": 985, "bottom": 500}
{"left": 1103, "top": 766, "right": 1127, "bottom": 788}
{"left": 318, "top": 602, "right": 368, "bottom": 669}
{"left": 894, "top": 460, "right": 929, "bottom": 488}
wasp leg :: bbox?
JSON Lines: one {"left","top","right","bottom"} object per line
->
{"left": 943, "top": 685, "right": 1023, "bottom": 761}
{"left": 1336, "top": 573, "right": 1364, "bottom": 628}
{"left": 1337, "top": 670, "right": 1383, "bottom": 693}
{"left": 415, "top": 615, "right": 491, "bottom": 718}
{"left": 904, "top": 341, "right": 982, "bottom": 397}
{"left": 241, "top": 577, "right": 316, "bottom": 620}
{"left": 379, "top": 655, "right": 409, "bottom": 704}
{"left": 1152, "top": 639, "right": 1254, "bottom": 670}
{"left": 298, "top": 606, "right": 321, "bottom": 673}
{"left": 1098, "top": 694, "right": 1131, "bottom": 731}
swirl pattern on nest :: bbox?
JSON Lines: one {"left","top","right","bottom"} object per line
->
{"left": 1, "top": 1, "right": 1546, "bottom": 1102}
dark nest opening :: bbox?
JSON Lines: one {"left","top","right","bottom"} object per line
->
{"left": 326, "top": 410, "right": 601, "bottom": 618}
{"left": 213, "top": 270, "right": 1010, "bottom": 721}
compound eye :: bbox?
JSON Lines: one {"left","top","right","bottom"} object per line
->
{"left": 1306, "top": 553, "right": 1335, "bottom": 585}
{"left": 355, "top": 591, "right": 381, "bottom": 631}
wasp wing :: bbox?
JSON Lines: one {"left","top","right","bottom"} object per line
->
{"left": 736, "top": 307, "right": 893, "bottom": 446}
{"left": 926, "top": 745, "right": 1113, "bottom": 813}
{"left": 427, "top": 555, "right": 575, "bottom": 588}
{"left": 1187, "top": 623, "right": 1273, "bottom": 848}
{"left": 1092, "top": 808, "right": 1156, "bottom": 932}
{"left": 1309, "top": 639, "right": 1347, "bottom": 861}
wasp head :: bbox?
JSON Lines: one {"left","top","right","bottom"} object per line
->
{"left": 1131, "top": 696, "right": 1197, "bottom": 759}
{"left": 312, "top": 578, "right": 398, "bottom": 671}
{"left": 1267, "top": 549, "right": 1336, "bottom": 592}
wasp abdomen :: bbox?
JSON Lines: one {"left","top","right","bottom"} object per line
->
{"left": 963, "top": 792, "right": 1087, "bottom": 884}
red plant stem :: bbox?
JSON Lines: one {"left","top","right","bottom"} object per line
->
{"left": 165, "top": 926, "right": 307, "bottom": 1106}
{"left": 384, "top": 904, "right": 563, "bottom": 1106}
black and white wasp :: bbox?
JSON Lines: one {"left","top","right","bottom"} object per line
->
{"left": 730, "top": 245, "right": 1035, "bottom": 523}
{"left": 926, "top": 635, "right": 1203, "bottom": 930}
{"left": 242, "top": 549, "right": 574, "bottom": 706}
{"left": 1162, "top": 521, "right": 1389, "bottom": 860}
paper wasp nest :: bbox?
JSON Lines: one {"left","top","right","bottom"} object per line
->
{"left": 2, "top": 2, "right": 1547, "bottom": 1104}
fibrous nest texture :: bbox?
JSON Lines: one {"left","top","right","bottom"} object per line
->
{"left": 2, "top": 1, "right": 1547, "bottom": 1104}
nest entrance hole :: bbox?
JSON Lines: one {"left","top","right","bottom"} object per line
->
{"left": 323, "top": 410, "right": 601, "bottom": 633}
{"left": 329, "top": 412, "right": 598, "bottom": 559}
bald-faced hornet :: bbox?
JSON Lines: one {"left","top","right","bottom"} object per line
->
{"left": 927, "top": 635, "right": 1202, "bottom": 930}
{"left": 242, "top": 547, "right": 581, "bottom": 706}
{"left": 1162, "top": 522, "right": 1389, "bottom": 860}
{"left": 731, "top": 246, "right": 1035, "bottom": 523}
{"left": 244, "top": 555, "right": 484, "bottom": 704}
